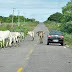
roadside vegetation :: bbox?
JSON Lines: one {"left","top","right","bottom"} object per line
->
{"left": 44, "top": 0, "right": 72, "bottom": 48}
{"left": 0, "top": 15, "right": 36, "bottom": 23}
{"left": 0, "top": 15, "right": 39, "bottom": 37}
{"left": 0, "top": 22, "right": 38, "bottom": 37}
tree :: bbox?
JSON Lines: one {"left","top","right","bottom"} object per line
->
{"left": 47, "top": 12, "right": 63, "bottom": 23}
{"left": 61, "top": 21, "right": 72, "bottom": 33}
{"left": 62, "top": 0, "right": 72, "bottom": 22}
{"left": 0, "top": 15, "right": 36, "bottom": 23}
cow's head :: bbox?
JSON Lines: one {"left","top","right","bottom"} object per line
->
{"left": 37, "top": 31, "right": 45, "bottom": 36}
{"left": 27, "top": 31, "right": 32, "bottom": 35}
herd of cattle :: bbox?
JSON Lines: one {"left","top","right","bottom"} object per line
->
{"left": 0, "top": 30, "right": 44, "bottom": 48}
{"left": 0, "top": 30, "right": 24, "bottom": 48}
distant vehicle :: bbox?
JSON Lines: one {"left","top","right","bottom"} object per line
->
{"left": 47, "top": 30, "right": 64, "bottom": 46}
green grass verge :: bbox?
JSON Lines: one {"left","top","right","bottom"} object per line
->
{"left": 44, "top": 21, "right": 72, "bottom": 48}
{"left": 63, "top": 33, "right": 72, "bottom": 48}
{"left": 44, "top": 21, "right": 61, "bottom": 31}
{"left": 0, "top": 22, "right": 38, "bottom": 37}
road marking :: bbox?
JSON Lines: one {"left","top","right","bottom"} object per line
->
{"left": 64, "top": 46, "right": 66, "bottom": 49}
{"left": 17, "top": 49, "right": 34, "bottom": 72}
{"left": 30, "top": 49, "right": 33, "bottom": 54}
{"left": 17, "top": 67, "right": 23, "bottom": 72}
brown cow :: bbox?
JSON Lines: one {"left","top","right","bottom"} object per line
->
{"left": 37, "top": 31, "right": 44, "bottom": 43}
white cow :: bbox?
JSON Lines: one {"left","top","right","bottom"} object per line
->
{"left": 27, "top": 31, "right": 34, "bottom": 41}
{"left": 0, "top": 31, "right": 24, "bottom": 48}
{"left": 10, "top": 32, "right": 21, "bottom": 45}
{"left": 10, "top": 32, "right": 17, "bottom": 46}
{"left": 15, "top": 32, "right": 21, "bottom": 43}
{"left": 0, "top": 30, "right": 11, "bottom": 48}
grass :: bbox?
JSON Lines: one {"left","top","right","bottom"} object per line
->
{"left": 44, "top": 21, "right": 61, "bottom": 31}
{"left": 44, "top": 21, "right": 72, "bottom": 48}
{"left": 0, "top": 21, "right": 38, "bottom": 37}
{"left": 63, "top": 33, "right": 72, "bottom": 48}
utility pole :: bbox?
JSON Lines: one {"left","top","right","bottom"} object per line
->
{"left": 23, "top": 12, "right": 25, "bottom": 23}
{"left": 18, "top": 10, "right": 20, "bottom": 25}
{"left": 12, "top": 8, "right": 16, "bottom": 31}
{"left": 24, "top": 16, "right": 25, "bottom": 23}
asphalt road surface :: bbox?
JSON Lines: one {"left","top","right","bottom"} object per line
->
{"left": 0, "top": 23, "right": 72, "bottom": 72}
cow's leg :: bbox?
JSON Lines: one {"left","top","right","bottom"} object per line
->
{"left": 3, "top": 39, "right": 5, "bottom": 48}
{"left": 32, "top": 32, "right": 34, "bottom": 41}
{"left": 0, "top": 40, "right": 2, "bottom": 48}
{"left": 32, "top": 36, "right": 34, "bottom": 41}
{"left": 41, "top": 35, "right": 43, "bottom": 43}
{"left": 9, "top": 38, "right": 12, "bottom": 47}
{"left": 40, "top": 38, "right": 42, "bottom": 43}
{"left": 18, "top": 38, "right": 20, "bottom": 43}
{"left": 14, "top": 37, "right": 17, "bottom": 47}
{"left": 33, "top": 37, "right": 34, "bottom": 40}
{"left": 6, "top": 40, "right": 8, "bottom": 47}
{"left": 40, "top": 37, "right": 43, "bottom": 43}
{"left": 40, "top": 39, "right": 41, "bottom": 43}
{"left": 41, "top": 36, "right": 43, "bottom": 43}
{"left": 6, "top": 41, "right": 8, "bottom": 47}
{"left": 0, "top": 41, "right": 2, "bottom": 48}
{"left": 15, "top": 37, "right": 18, "bottom": 43}
{"left": 6, "top": 38, "right": 9, "bottom": 47}
{"left": 41, "top": 38, "right": 43, "bottom": 43}
{"left": 39, "top": 36, "right": 42, "bottom": 43}
{"left": 39, "top": 37, "right": 42, "bottom": 43}
{"left": 14, "top": 37, "right": 16, "bottom": 45}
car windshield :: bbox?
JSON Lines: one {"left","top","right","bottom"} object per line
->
{"left": 49, "top": 30, "right": 63, "bottom": 35}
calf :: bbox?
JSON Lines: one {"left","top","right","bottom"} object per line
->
{"left": 27, "top": 31, "right": 34, "bottom": 41}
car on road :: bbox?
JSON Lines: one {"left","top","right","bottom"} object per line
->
{"left": 47, "top": 30, "right": 64, "bottom": 46}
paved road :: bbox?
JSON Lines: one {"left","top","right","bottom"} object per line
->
{"left": 0, "top": 23, "right": 72, "bottom": 72}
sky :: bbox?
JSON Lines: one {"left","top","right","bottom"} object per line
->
{"left": 0, "top": 0, "right": 70, "bottom": 22}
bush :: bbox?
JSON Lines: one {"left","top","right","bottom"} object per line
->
{"left": 46, "top": 12, "right": 63, "bottom": 23}
{"left": 63, "top": 33, "right": 72, "bottom": 48}
{"left": 61, "top": 21, "right": 72, "bottom": 34}
{"left": 0, "top": 22, "right": 38, "bottom": 37}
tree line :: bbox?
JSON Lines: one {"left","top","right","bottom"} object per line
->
{"left": 45, "top": 0, "right": 72, "bottom": 34}
{"left": 0, "top": 15, "right": 35, "bottom": 23}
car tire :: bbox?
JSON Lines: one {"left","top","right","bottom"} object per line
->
{"left": 60, "top": 42, "right": 64, "bottom": 46}
{"left": 47, "top": 42, "right": 49, "bottom": 45}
